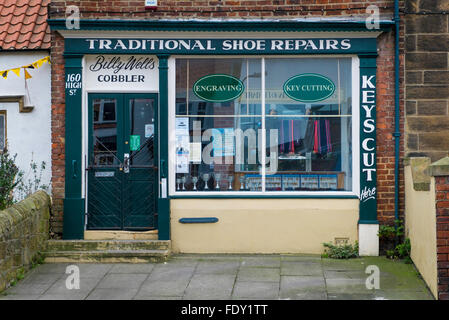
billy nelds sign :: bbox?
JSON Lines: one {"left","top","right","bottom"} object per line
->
{"left": 84, "top": 55, "right": 159, "bottom": 91}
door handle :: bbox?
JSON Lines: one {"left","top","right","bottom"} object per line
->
{"left": 124, "top": 153, "right": 130, "bottom": 173}
{"left": 72, "top": 160, "right": 77, "bottom": 179}
{"left": 160, "top": 159, "right": 166, "bottom": 178}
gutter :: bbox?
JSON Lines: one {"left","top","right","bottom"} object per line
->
{"left": 394, "top": 0, "right": 401, "bottom": 226}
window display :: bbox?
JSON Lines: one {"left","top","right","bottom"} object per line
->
{"left": 174, "top": 57, "right": 353, "bottom": 193}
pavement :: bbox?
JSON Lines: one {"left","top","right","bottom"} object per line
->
{"left": 0, "top": 254, "right": 434, "bottom": 300}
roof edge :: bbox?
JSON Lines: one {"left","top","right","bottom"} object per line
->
{"left": 48, "top": 19, "right": 394, "bottom": 33}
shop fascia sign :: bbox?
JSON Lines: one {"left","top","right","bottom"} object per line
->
{"left": 72, "top": 38, "right": 366, "bottom": 54}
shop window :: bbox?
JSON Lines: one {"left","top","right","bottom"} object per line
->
{"left": 0, "top": 110, "right": 5, "bottom": 151}
{"left": 174, "top": 57, "right": 354, "bottom": 193}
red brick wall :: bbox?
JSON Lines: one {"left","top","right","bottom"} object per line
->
{"left": 436, "top": 176, "right": 449, "bottom": 300}
{"left": 50, "top": 31, "right": 66, "bottom": 237}
{"left": 48, "top": 0, "right": 403, "bottom": 237}
{"left": 49, "top": 1, "right": 395, "bottom": 19}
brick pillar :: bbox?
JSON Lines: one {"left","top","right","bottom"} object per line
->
{"left": 429, "top": 156, "right": 449, "bottom": 300}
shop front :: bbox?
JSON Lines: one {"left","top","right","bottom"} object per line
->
{"left": 50, "top": 20, "right": 392, "bottom": 255}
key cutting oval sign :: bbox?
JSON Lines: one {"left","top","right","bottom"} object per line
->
{"left": 193, "top": 74, "right": 245, "bottom": 102}
{"left": 283, "top": 73, "right": 335, "bottom": 103}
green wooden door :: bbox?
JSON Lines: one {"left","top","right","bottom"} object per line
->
{"left": 87, "top": 93, "right": 158, "bottom": 230}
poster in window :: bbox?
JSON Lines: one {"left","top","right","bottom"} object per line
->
{"left": 176, "top": 135, "right": 190, "bottom": 173}
{"left": 319, "top": 174, "right": 338, "bottom": 190}
{"left": 300, "top": 175, "right": 319, "bottom": 190}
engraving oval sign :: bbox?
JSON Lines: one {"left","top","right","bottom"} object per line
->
{"left": 283, "top": 73, "right": 336, "bottom": 103}
{"left": 193, "top": 74, "right": 245, "bottom": 102}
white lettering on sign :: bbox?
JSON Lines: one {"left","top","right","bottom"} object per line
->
{"left": 89, "top": 55, "right": 155, "bottom": 74}
{"left": 360, "top": 186, "right": 376, "bottom": 202}
{"left": 361, "top": 75, "right": 376, "bottom": 183}
{"left": 66, "top": 73, "right": 82, "bottom": 96}
{"left": 85, "top": 39, "right": 352, "bottom": 52}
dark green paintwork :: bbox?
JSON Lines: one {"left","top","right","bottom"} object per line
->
{"left": 48, "top": 18, "right": 394, "bottom": 32}
{"left": 157, "top": 55, "right": 170, "bottom": 240}
{"left": 63, "top": 55, "right": 85, "bottom": 240}
{"left": 358, "top": 55, "right": 378, "bottom": 224}
{"left": 87, "top": 93, "right": 158, "bottom": 230}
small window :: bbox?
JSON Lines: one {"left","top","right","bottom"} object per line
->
{"left": 0, "top": 110, "right": 6, "bottom": 151}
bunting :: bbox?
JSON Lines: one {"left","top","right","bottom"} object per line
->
{"left": 0, "top": 56, "right": 50, "bottom": 80}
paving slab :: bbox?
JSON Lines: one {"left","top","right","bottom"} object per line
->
{"left": 241, "top": 257, "right": 281, "bottom": 268}
{"left": 373, "top": 289, "right": 434, "bottom": 300}
{"left": 109, "top": 263, "right": 155, "bottom": 274}
{"left": 195, "top": 261, "right": 240, "bottom": 275}
{"left": 96, "top": 273, "right": 148, "bottom": 289}
{"left": 44, "top": 276, "right": 101, "bottom": 294}
{"left": 20, "top": 272, "right": 62, "bottom": 285}
{"left": 237, "top": 267, "right": 280, "bottom": 282}
{"left": 281, "top": 261, "right": 323, "bottom": 276}
{"left": 232, "top": 281, "right": 279, "bottom": 299}
{"left": 39, "top": 291, "right": 91, "bottom": 300}
{"left": 32, "top": 263, "right": 70, "bottom": 274}
{"left": 184, "top": 274, "right": 236, "bottom": 299}
{"left": 280, "top": 291, "right": 327, "bottom": 300}
{"left": 138, "top": 279, "right": 190, "bottom": 297}
{"left": 5, "top": 283, "right": 54, "bottom": 295}
{"left": 148, "top": 265, "right": 195, "bottom": 282}
{"left": 281, "top": 255, "right": 322, "bottom": 262}
{"left": 325, "top": 278, "right": 373, "bottom": 294}
{"left": 280, "top": 275, "right": 326, "bottom": 292}
{"left": 76, "top": 264, "right": 114, "bottom": 277}
{"left": 0, "top": 294, "right": 41, "bottom": 300}
{"left": 327, "top": 293, "right": 375, "bottom": 300}
{"left": 86, "top": 288, "right": 139, "bottom": 300}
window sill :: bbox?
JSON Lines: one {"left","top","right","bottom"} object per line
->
{"left": 169, "top": 192, "right": 359, "bottom": 199}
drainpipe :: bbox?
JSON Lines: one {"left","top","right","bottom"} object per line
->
{"left": 394, "top": 0, "right": 400, "bottom": 226}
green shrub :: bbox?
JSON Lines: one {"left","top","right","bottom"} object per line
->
{"left": 322, "top": 241, "right": 359, "bottom": 259}
{"left": 16, "top": 155, "right": 49, "bottom": 201}
{"left": 0, "top": 147, "right": 23, "bottom": 210}
{"left": 379, "top": 220, "right": 412, "bottom": 262}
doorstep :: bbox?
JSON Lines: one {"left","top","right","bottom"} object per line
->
{"left": 84, "top": 230, "right": 158, "bottom": 240}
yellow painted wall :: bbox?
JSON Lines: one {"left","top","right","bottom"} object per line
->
{"left": 170, "top": 198, "right": 359, "bottom": 254}
{"left": 405, "top": 166, "right": 438, "bottom": 299}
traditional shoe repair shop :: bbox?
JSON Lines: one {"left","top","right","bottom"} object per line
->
{"left": 48, "top": 19, "right": 397, "bottom": 255}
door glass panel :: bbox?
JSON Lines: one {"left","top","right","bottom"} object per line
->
{"left": 129, "top": 98, "right": 155, "bottom": 166}
{"left": 92, "top": 98, "right": 118, "bottom": 166}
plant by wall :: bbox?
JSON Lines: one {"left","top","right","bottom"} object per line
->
{"left": 0, "top": 147, "right": 23, "bottom": 210}
{"left": 322, "top": 241, "right": 359, "bottom": 259}
{"left": 16, "top": 155, "right": 49, "bottom": 201}
{"left": 378, "top": 220, "right": 411, "bottom": 263}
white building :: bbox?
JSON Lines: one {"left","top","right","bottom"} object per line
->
{"left": 0, "top": 0, "right": 51, "bottom": 199}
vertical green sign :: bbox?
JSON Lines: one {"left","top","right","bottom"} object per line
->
{"left": 359, "top": 56, "right": 377, "bottom": 224}
{"left": 130, "top": 135, "right": 140, "bottom": 151}
{"left": 63, "top": 55, "right": 85, "bottom": 240}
